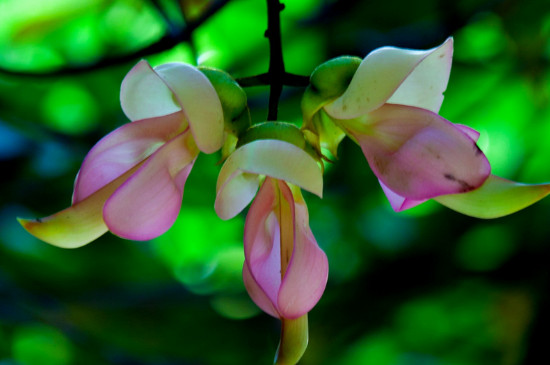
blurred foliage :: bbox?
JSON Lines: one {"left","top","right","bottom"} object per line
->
{"left": 1, "top": 0, "right": 550, "bottom": 364}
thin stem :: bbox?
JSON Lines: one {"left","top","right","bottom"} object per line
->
{"left": 274, "top": 315, "right": 309, "bottom": 365}
{"left": 265, "top": 0, "right": 286, "bottom": 120}
{"left": 235, "top": 72, "right": 309, "bottom": 88}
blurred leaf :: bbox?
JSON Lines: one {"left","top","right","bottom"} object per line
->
{"left": 12, "top": 324, "right": 74, "bottom": 365}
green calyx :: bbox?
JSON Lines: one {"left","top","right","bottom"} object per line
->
{"left": 199, "top": 67, "right": 250, "bottom": 136}
{"left": 309, "top": 56, "right": 361, "bottom": 101}
{"left": 301, "top": 56, "right": 360, "bottom": 159}
{"left": 302, "top": 56, "right": 361, "bottom": 127}
{"left": 237, "top": 122, "right": 320, "bottom": 163}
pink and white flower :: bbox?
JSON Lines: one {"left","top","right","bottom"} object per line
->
{"left": 215, "top": 139, "right": 328, "bottom": 319}
{"left": 19, "top": 60, "right": 224, "bottom": 248}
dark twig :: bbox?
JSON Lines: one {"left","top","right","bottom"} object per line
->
{"left": 236, "top": 72, "right": 309, "bottom": 88}
{"left": 0, "top": 0, "right": 232, "bottom": 78}
{"left": 265, "top": 0, "right": 286, "bottom": 120}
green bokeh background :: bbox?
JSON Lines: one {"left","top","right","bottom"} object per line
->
{"left": 1, "top": 0, "right": 549, "bottom": 364}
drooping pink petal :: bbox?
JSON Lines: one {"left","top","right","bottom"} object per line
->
{"left": 379, "top": 179, "right": 426, "bottom": 212}
{"left": 354, "top": 104, "right": 491, "bottom": 200}
{"left": 215, "top": 140, "right": 323, "bottom": 220}
{"left": 243, "top": 179, "right": 328, "bottom": 319}
{"left": 435, "top": 175, "right": 550, "bottom": 218}
{"left": 277, "top": 182, "right": 328, "bottom": 319}
{"left": 387, "top": 38, "right": 453, "bottom": 113}
{"left": 376, "top": 123, "right": 481, "bottom": 212}
{"left": 154, "top": 63, "right": 224, "bottom": 154}
{"left": 243, "top": 178, "right": 282, "bottom": 317}
{"left": 18, "top": 163, "right": 143, "bottom": 248}
{"left": 120, "top": 60, "right": 182, "bottom": 121}
{"left": 73, "top": 112, "right": 186, "bottom": 204}
{"left": 324, "top": 39, "right": 454, "bottom": 119}
{"left": 103, "top": 130, "right": 198, "bottom": 241}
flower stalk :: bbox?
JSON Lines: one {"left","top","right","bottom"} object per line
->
{"left": 273, "top": 182, "right": 309, "bottom": 365}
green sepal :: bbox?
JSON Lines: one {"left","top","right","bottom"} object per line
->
{"left": 301, "top": 56, "right": 361, "bottom": 159}
{"left": 237, "top": 122, "right": 321, "bottom": 165}
{"left": 199, "top": 67, "right": 251, "bottom": 136}
{"left": 302, "top": 56, "right": 362, "bottom": 124}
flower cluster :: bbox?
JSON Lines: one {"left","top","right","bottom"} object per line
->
{"left": 19, "top": 39, "right": 550, "bottom": 364}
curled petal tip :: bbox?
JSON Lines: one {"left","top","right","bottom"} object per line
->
{"left": 325, "top": 37, "right": 455, "bottom": 119}
{"left": 17, "top": 206, "right": 108, "bottom": 249}
{"left": 436, "top": 175, "right": 550, "bottom": 218}
{"left": 120, "top": 60, "right": 181, "bottom": 121}
{"left": 154, "top": 63, "right": 225, "bottom": 154}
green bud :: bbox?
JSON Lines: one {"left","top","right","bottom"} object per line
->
{"left": 199, "top": 67, "right": 250, "bottom": 136}
{"left": 301, "top": 56, "right": 360, "bottom": 160}
{"left": 309, "top": 56, "right": 361, "bottom": 100}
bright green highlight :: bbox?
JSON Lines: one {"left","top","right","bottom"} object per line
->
{"left": 100, "top": 0, "right": 166, "bottom": 51}
{"left": 41, "top": 81, "right": 98, "bottom": 134}
{"left": 12, "top": 324, "right": 74, "bottom": 365}
{"left": 210, "top": 294, "right": 261, "bottom": 319}
{"left": 340, "top": 332, "right": 399, "bottom": 365}
{"left": 152, "top": 208, "right": 244, "bottom": 294}
{"left": 454, "top": 13, "right": 508, "bottom": 61}
{"left": 193, "top": 0, "right": 267, "bottom": 71}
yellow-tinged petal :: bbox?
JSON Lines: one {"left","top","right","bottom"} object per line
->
{"left": 18, "top": 164, "right": 142, "bottom": 248}
{"left": 120, "top": 60, "right": 181, "bottom": 121}
{"left": 215, "top": 140, "right": 323, "bottom": 220}
{"left": 155, "top": 63, "right": 224, "bottom": 154}
{"left": 435, "top": 175, "right": 550, "bottom": 218}
{"left": 325, "top": 39, "right": 453, "bottom": 119}
{"left": 387, "top": 37, "right": 453, "bottom": 113}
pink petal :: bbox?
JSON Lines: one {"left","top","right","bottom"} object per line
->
{"left": 355, "top": 104, "right": 491, "bottom": 200}
{"left": 387, "top": 38, "right": 454, "bottom": 113}
{"left": 243, "top": 178, "right": 328, "bottom": 319}
{"left": 243, "top": 261, "right": 280, "bottom": 318}
{"left": 120, "top": 60, "right": 182, "bottom": 121}
{"left": 325, "top": 38, "right": 453, "bottom": 119}
{"left": 378, "top": 179, "right": 426, "bottom": 212}
{"left": 154, "top": 63, "right": 224, "bottom": 154}
{"left": 103, "top": 130, "right": 198, "bottom": 240}
{"left": 277, "top": 182, "right": 328, "bottom": 319}
{"left": 73, "top": 112, "right": 186, "bottom": 204}
{"left": 243, "top": 178, "right": 283, "bottom": 317}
